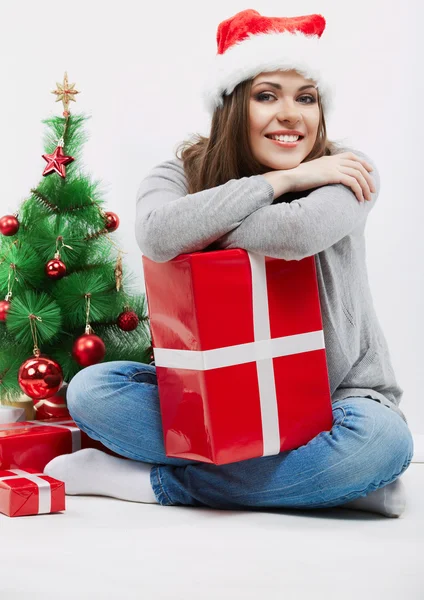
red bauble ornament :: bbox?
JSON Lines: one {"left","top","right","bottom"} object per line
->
{"left": 33, "top": 383, "right": 70, "bottom": 420}
{"left": 117, "top": 310, "right": 139, "bottom": 331}
{"left": 0, "top": 300, "right": 11, "bottom": 321}
{"left": 72, "top": 333, "right": 106, "bottom": 367}
{"left": 18, "top": 355, "right": 64, "bottom": 400}
{"left": 0, "top": 215, "right": 20, "bottom": 236}
{"left": 42, "top": 145, "right": 74, "bottom": 178}
{"left": 104, "top": 211, "right": 120, "bottom": 232}
{"left": 45, "top": 258, "right": 67, "bottom": 279}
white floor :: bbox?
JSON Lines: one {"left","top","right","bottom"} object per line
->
{"left": 1, "top": 462, "right": 423, "bottom": 600}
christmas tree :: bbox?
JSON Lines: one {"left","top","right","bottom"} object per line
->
{"left": 0, "top": 73, "right": 152, "bottom": 406}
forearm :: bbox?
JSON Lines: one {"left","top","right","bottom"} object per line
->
{"left": 135, "top": 160, "right": 275, "bottom": 263}
{"left": 212, "top": 157, "right": 380, "bottom": 260}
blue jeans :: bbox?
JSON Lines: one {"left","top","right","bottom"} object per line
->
{"left": 66, "top": 360, "right": 414, "bottom": 509}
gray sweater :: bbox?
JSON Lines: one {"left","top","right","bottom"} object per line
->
{"left": 135, "top": 147, "right": 407, "bottom": 425}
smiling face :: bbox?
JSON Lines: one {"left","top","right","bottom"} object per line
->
{"left": 249, "top": 69, "right": 321, "bottom": 170}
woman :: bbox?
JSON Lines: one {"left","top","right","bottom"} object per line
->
{"left": 45, "top": 10, "right": 414, "bottom": 517}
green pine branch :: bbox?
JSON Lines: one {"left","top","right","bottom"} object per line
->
{"left": 0, "top": 112, "right": 152, "bottom": 403}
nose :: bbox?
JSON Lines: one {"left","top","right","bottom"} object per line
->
{"left": 276, "top": 100, "right": 301, "bottom": 123}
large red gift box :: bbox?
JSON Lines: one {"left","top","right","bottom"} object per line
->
{"left": 0, "top": 468, "right": 65, "bottom": 517}
{"left": 0, "top": 418, "right": 113, "bottom": 472}
{"left": 142, "top": 249, "right": 333, "bottom": 465}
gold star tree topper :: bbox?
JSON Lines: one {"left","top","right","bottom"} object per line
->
{"left": 51, "top": 72, "right": 80, "bottom": 116}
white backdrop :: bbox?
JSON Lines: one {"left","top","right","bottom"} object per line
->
{"left": 0, "top": 1, "right": 422, "bottom": 434}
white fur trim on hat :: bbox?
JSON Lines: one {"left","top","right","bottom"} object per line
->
{"left": 202, "top": 30, "right": 333, "bottom": 117}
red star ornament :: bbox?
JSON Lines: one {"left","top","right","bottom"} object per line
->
{"left": 42, "top": 146, "right": 74, "bottom": 178}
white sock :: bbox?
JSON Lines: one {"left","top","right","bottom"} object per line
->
{"left": 44, "top": 448, "right": 158, "bottom": 504}
{"left": 340, "top": 478, "right": 406, "bottom": 518}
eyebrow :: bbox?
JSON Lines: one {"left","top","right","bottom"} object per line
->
{"left": 253, "top": 81, "right": 317, "bottom": 91}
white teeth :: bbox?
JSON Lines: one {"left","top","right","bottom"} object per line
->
{"left": 270, "top": 134, "right": 300, "bottom": 142}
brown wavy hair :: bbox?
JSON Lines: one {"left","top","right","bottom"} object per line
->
{"left": 175, "top": 76, "right": 344, "bottom": 195}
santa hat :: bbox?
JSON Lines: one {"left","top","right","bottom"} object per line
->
{"left": 202, "top": 9, "right": 333, "bottom": 117}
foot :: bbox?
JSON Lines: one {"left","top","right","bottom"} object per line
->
{"left": 340, "top": 478, "right": 406, "bottom": 518}
{"left": 44, "top": 448, "right": 158, "bottom": 504}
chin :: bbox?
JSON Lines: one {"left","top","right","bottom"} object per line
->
{"left": 259, "top": 156, "right": 303, "bottom": 171}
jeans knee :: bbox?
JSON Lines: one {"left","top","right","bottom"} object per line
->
{"left": 66, "top": 372, "right": 85, "bottom": 420}
{"left": 393, "top": 425, "right": 414, "bottom": 473}
{"left": 373, "top": 408, "right": 414, "bottom": 475}
{"left": 342, "top": 399, "right": 414, "bottom": 482}
{"left": 66, "top": 363, "right": 105, "bottom": 423}
{"left": 381, "top": 425, "right": 414, "bottom": 480}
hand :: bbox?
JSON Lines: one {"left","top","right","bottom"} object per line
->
{"left": 284, "top": 152, "right": 376, "bottom": 202}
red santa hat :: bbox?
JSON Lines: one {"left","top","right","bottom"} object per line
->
{"left": 202, "top": 9, "right": 333, "bottom": 117}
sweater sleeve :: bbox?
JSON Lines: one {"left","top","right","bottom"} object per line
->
{"left": 211, "top": 149, "right": 381, "bottom": 261}
{"left": 135, "top": 158, "right": 275, "bottom": 262}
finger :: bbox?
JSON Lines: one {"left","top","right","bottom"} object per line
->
{"left": 339, "top": 173, "right": 364, "bottom": 202}
{"left": 342, "top": 160, "right": 376, "bottom": 196}
{"left": 344, "top": 152, "right": 374, "bottom": 173}
{"left": 341, "top": 167, "right": 371, "bottom": 201}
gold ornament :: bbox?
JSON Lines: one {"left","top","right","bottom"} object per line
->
{"left": 115, "top": 251, "right": 123, "bottom": 292}
{"left": 51, "top": 72, "right": 80, "bottom": 114}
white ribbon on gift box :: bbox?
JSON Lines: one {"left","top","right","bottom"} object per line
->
{"left": 152, "top": 252, "right": 325, "bottom": 457}
{"left": 0, "top": 469, "right": 52, "bottom": 514}
{"left": 31, "top": 420, "right": 82, "bottom": 452}
{"left": 33, "top": 399, "right": 68, "bottom": 412}
{"left": 0, "top": 420, "right": 82, "bottom": 452}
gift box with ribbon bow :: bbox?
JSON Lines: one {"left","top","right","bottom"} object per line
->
{"left": 0, "top": 468, "right": 65, "bottom": 517}
{"left": 0, "top": 418, "right": 114, "bottom": 472}
{"left": 142, "top": 249, "right": 333, "bottom": 466}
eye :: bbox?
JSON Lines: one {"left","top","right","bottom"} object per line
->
{"left": 298, "top": 95, "right": 316, "bottom": 104}
{"left": 255, "top": 92, "right": 316, "bottom": 104}
{"left": 255, "top": 92, "right": 276, "bottom": 102}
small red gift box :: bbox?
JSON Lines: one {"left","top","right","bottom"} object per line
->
{"left": 142, "top": 249, "right": 333, "bottom": 466}
{"left": 0, "top": 468, "right": 65, "bottom": 517}
{"left": 0, "top": 418, "right": 114, "bottom": 472}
